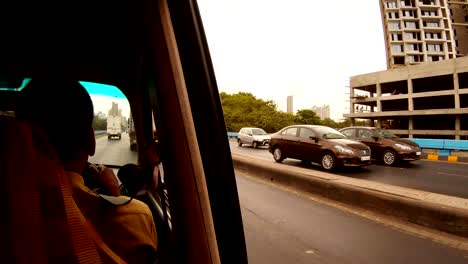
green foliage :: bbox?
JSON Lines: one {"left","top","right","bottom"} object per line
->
{"left": 92, "top": 114, "right": 107, "bottom": 131}
{"left": 294, "top": 109, "right": 320, "bottom": 125}
{"left": 220, "top": 92, "right": 356, "bottom": 132}
{"left": 220, "top": 92, "right": 295, "bottom": 132}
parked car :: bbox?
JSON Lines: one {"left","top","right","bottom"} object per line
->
{"left": 268, "top": 125, "right": 371, "bottom": 171}
{"left": 238, "top": 127, "right": 271, "bottom": 148}
{"left": 339, "top": 126, "right": 421, "bottom": 166}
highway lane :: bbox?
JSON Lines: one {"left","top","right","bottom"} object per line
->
{"left": 88, "top": 133, "right": 137, "bottom": 166}
{"left": 238, "top": 171, "right": 468, "bottom": 264}
{"left": 229, "top": 141, "right": 468, "bottom": 199}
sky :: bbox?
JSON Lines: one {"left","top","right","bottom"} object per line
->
{"left": 90, "top": 95, "right": 131, "bottom": 120}
{"left": 197, "top": 0, "right": 388, "bottom": 120}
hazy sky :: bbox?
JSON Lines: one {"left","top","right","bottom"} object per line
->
{"left": 91, "top": 95, "right": 131, "bottom": 120}
{"left": 197, "top": 0, "right": 387, "bottom": 120}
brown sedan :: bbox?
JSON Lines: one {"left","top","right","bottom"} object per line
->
{"left": 339, "top": 126, "right": 421, "bottom": 166}
{"left": 268, "top": 125, "right": 371, "bottom": 171}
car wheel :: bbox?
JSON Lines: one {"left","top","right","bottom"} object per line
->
{"left": 237, "top": 139, "right": 242, "bottom": 147}
{"left": 383, "top": 149, "right": 397, "bottom": 166}
{"left": 321, "top": 152, "right": 336, "bottom": 171}
{"left": 273, "top": 147, "right": 284, "bottom": 163}
{"left": 252, "top": 141, "right": 258, "bottom": 149}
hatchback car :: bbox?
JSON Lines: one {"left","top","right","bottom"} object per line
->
{"left": 339, "top": 126, "right": 421, "bottom": 166}
{"left": 268, "top": 125, "right": 371, "bottom": 171}
{"left": 238, "top": 127, "right": 271, "bottom": 148}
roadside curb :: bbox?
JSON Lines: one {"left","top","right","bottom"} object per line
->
{"left": 232, "top": 153, "right": 468, "bottom": 239}
{"left": 421, "top": 153, "right": 468, "bottom": 163}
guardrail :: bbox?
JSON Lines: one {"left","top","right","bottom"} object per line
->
{"left": 408, "top": 138, "right": 468, "bottom": 151}
{"left": 95, "top": 130, "right": 107, "bottom": 135}
{"left": 227, "top": 132, "right": 238, "bottom": 139}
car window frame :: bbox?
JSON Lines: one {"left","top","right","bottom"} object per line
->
{"left": 298, "top": 127, "right": 316, "bottom": 139}
{"left": 358, "top": 129, "right": 374, "bottom": 139}
{"left": 341, "top": 128, "right": 355, "bottom": 138}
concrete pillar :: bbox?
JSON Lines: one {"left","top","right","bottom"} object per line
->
{"left": 408, "top": 117, "right": 414, "bottom": 138}
{"left": 454, "top": 73, "right": 460, "bottom": 140}
{"left": 407, "top": 79, "right": 414, "bottom": 111}
{"left": 376, "top": 118, "right": 382, "bottom": 128}
{"left": 454, "top": 73, "right": 460, "bottom": 109}
{"left": 350, "top": 85, "right": 355, "bottom": 114}
{"left": 376, "top": 83, "right": 382, "bottom": 112}
{"left": 455, "top": 115, "right": 461, "bottom": 140}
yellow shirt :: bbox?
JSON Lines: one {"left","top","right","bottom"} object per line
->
{"left": 67, "top": 171, "right": 158, "bottom": 263}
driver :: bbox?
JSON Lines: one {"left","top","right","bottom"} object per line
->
{"left": 16, "top": 77, "right": 157, "bottom": 263}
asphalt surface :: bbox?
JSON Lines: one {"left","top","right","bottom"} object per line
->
{"left": 88, "top": 133, "right": 137, "bottom": 166}
{"left": 230, "top": 141, "right": 468, "bottom": 199}
{"left": 237, "top": 171, "right": 468, "bottom": 264}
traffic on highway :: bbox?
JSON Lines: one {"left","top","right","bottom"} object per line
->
{"left": 230, "top": 140, "right": 468, "bottom": 199}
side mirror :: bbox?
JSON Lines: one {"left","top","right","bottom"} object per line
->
{"left": 248, "top": 133, "right": 253, "bottom": 136}
{"left": 372, "top": 136, "right": 379, "bottom": 142}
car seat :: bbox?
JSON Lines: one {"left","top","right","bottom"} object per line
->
{"left": 0, "top": 115, "right": 125, "bottom": 263}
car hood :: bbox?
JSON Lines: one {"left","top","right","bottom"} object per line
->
{"left": 253, "top": 135, "right": 271, "bottom": 140}
{"left": 330, "top": 138, "right": 369, "bottom": 150}
{"left": 392, "top": 138, "right": 419, "bottom": 147}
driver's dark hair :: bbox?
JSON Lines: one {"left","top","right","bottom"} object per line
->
{"left": 16, "top": 78, "right": 94, "bottom": 161}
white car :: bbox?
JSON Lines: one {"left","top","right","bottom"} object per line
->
{"left": 237, "top": 127, "right": 271, "bottom": 148}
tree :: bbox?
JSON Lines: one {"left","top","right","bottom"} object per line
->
{"left": 220, "top": 92, "right": 295, "bottom": 132}
{"left": 92, "top": 113, "right": 107, "bottom": 131}
{"left": 321, "top": 118, "right": 338, "bottom": 128}
{"left": 294, "top": 109, "right": 321, "bottom": 125}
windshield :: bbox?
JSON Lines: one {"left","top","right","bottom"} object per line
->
{"left": 313, "top": 126, "right": 346, "bottom": 139}
{"left": 376, "top": 129, "right": 398, "bottom": 139}
{"left": 252, "top": 128, "right": 267, "bottom": 135}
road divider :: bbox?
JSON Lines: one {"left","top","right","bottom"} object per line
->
{"left": 232, "top": 153, "right": 468, "bottom": 239}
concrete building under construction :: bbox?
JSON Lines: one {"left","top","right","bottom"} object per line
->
{"left": 344, "top": 56, "right": 468, "bottom": 139}
{"left": 345, "top": 0, "right": 468, "bottom": 139}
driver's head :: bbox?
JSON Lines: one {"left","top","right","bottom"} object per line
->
{"left": 16, "top": 78, "right": 95, "bottom": 161}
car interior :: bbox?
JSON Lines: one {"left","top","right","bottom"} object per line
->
{"left": 0, "top": 0, "right": 248, "bottom": 263}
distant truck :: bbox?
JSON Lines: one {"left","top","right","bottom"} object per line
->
{"left": 107, "top": 114, "right": 122, "bottom": 140}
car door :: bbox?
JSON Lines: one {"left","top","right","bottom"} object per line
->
{"left": 245, "top": 129, "right": 254, "bottom": 144}
{"left": 279, "top": 127, "right": 300, "bottom": 158}
{"left": 357, "top": 128, "right": 382, "bottom": 159}
{"left": 297, "top": 127, "right": 321, "bottom": 162}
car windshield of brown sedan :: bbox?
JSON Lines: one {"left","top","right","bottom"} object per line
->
{"left": 376, "top": 129, "right": 398, "bottom": 139}
{"left": 252, "top": 128, "right": 267, "bottom": 135}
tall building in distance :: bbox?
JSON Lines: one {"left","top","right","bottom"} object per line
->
{"left": 311, "top": 105, "right": 331, "bottom": 120}
{"left": 379, "top": 0, "right": 467, "bottom": 68}
{"left": 287, "top": 96, "right": 294, "bottom": 114}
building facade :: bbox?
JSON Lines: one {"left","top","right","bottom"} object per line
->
{"left": 344, "top": 56, "right": 468, "bottom": 139}
{"left": 380, "top": 0, "right": 467, "bottom": 68}
{"left": 450, "top": 0, "right": 468, "bottom": 56}
{"left": 311, "top": 105, "right": 331, "bottom": 120}
{"left": 287, "top": 96, "right": 294, "bottom": 114}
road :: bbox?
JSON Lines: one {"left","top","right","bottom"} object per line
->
{"left": 88, "top": 133, "right": 137, "bottom": 166}
{"left": 230, "top": 141, "right": 468, "bottom": 199}
{"left": 238, "top": 171, "right": 468, "bottom": 263}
